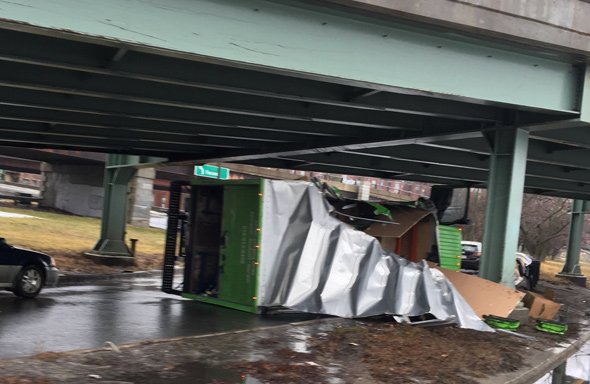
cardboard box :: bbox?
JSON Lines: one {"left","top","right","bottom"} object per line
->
{"left": 365, "top": 207, "right": 435, "bottom": 262}
{"left": 523, "top": 292, "right": 561, "bottom": 320}
{"left": 436, "top": 266, "right": 526, "bottom": 319}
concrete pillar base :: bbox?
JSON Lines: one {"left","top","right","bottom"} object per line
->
{"left": 555, "top": 273, "right": 587, "bottom": 287}
{"left": 84, "top": 252, "right": 135, "bottom": 267}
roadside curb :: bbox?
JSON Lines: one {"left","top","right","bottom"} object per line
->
{"left": 57, "top": 269, "right": 162, "bottom": 286}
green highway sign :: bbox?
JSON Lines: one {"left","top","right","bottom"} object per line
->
{"left": 194, "top": 164, "right": 230, "bottom": 179}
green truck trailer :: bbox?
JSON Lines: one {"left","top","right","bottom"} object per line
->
{"left": 161, "top": 179, "right": 467, "bottom": 314}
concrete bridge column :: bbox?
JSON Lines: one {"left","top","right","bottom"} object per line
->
{"left": 40, "top": 162, "right": 104, "bottom": 217}
{"left": 128, "top": 168, "right": 155, "bottom": 227}
{"left": 479, "top": 128, "right": 529, "bottom": 286}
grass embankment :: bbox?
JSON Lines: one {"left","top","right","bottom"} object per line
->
{"left": 0, "top": 205, "right": 165, "bottom": 273}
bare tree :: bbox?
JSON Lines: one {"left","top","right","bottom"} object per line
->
{"left": 461, "top": 190, "right": 570, "bottom": 260}
{"left": 519, "top": 195, "right": 570, "bottom": 260}
{"left": 462, "top": 188, "right": 486, "bottom": 241}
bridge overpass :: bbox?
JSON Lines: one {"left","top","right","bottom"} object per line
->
{"left": 0, "top": 0, "right": 589, "bottom": 283}
{"left": 0, "top": 148, "right": 183, "bottom": 224}
{"left": 0, "top": 148, "right": 413, "bottom": 218}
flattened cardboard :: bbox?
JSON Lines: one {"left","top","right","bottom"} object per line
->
{"left": 523, "top": 292, "right": 561, "bottom": 320}
{"left": 436, "top": 267, "right": 526, "bottom": 318}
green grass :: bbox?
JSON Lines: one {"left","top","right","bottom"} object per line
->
{"left": 0, "top": 204, "right": 166, "bottom": 272}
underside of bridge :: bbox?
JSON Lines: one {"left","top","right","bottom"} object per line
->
{"left": 0, "top": 0, "right": 589, "bottom": 283}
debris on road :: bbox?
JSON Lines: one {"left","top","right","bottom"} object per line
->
{"left": 524, "top": 291, "right": 562, "bottom": 320}
{"left": 536, "top": 319, "right": 568, "bottom": 335}
{"left": 436, "top": 266, "right": 525, "bottom": 318}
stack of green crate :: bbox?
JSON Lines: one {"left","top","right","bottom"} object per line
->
{"left": 436, "top": 225, "right": 462, "bottom": 271}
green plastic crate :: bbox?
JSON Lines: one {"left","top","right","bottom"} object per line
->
{"left": 436, "top": 225, "right": 462, "bottom": 271}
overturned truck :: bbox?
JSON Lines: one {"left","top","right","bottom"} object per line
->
{"left": 162, "top": 179, "right": 490, "bottom": 330}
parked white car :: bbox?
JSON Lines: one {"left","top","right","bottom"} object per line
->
{"left": 460, "top": 241, "right": 539, "bottom": 289}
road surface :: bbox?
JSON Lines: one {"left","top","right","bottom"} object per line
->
{"left": 0, "top": 274, "right": 318, "bottom": 358}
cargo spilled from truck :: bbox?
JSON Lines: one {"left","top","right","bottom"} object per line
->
{"left": 161, "top": 179, "right": 490, "bottom": 331}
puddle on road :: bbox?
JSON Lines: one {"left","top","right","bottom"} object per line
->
{"left": 287, "top": 327, "right": 313, "bottom": 354}
{"left": 117, "top": 361, "right": 262, "bottom": 384}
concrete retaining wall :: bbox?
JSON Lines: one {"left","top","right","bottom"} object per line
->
{"left": 41, "top": 163, "right": 155, "bottom": 226}
{"left": 41, "top": 163, "right": 104, "bottom": 218}
{"left": 128, "top": 168, "right": 155, "bottom": 227}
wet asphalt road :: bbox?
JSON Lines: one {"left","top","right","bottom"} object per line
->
{"left": 0, "top": 275, "right": 317, "bottom": 359}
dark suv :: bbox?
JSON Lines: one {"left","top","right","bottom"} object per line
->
{"left": 0, "top": 238, "right": 59, "bottom": 297}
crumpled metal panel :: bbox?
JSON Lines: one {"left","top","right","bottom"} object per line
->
{"left": 258, "top": 180, "right": 492, "bottom": 332}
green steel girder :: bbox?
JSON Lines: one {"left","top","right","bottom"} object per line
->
{"left": 92, "top": 154, "right": 139, "bottom": 257}
{"left": 0, "top": 28, "right": 506, "bottom": 123}
{"left": 423, "top": 137, "right": 590, "bottom": 171}
{"left": 240, "top": 156, "right": 590, "bottom": 200}
{"left": 0, "top": 120, "right": 282, "bottom": 150}
{"left": 242, "top": 157, "right": 400, "bottom": 179}
{"left": 195, "top": 130, "right": 492, "bottom": 163}
{"left": 582, "top": 66, "right": 590, "bottom": 123}
{"left": 92, "top": 154, "right": 166, "bottom": 259}
{"left": 0, "top": 0, "right": 588, "bottom": 205}
{"left": 0, "top": 133, "right": 210, "bottom": 157}
{"left": 560, "top": 200, "right": 590, "bottom": 275}
{"left": 282, "top": 149, "right": 590, "bottom": 189}
{"left": 0, "top": 87, "right": 369, "bottom": 138}
{"left": 351, "top": 145, "right": 590, "bottom": 184}
{"left": 0, "top": 104, "right": 319, "bottom": 144}
{"left": 480, "top": 128, "right": 529, "bottom": 286}
{"left": 285, "top": 152, "right": 488, "bottom": 181}
{"left": 0, "top": 60, "right": 455, "bottom": 130}
{"left": 0, "top": 0, "right": 580, "bottom": 112}
{"left": 531, "top": 125, "right": 590, "bottom": 149}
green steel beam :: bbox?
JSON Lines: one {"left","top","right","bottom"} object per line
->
{"left": 559, "top": 200, "right": 590, "bottom": 275}
{"left": 90, "top": 153, "right": 166, "bottom": 263}
{"left": 195, "top": 130, "right": 489, "bottom": 163}
{"left": 0, "top": 120, "right": 278, "bottom": 149}
{"left": 479, "top": 128, "right": 529, "bottom": 286}
{"left": 0, "top": 133, "right": 212, "bottom": 156}
{"left": 424, "top": 138, "right": 590, "bottom": 171}
{"left": 531, "top": 125, "right": 590, "bottom": 150}
{"left": 284, "top": 151, "right": 488, "bottom": 180}
{"left": 91, "top": 154, "right": 138, "bottom": 260}
{"left": 276, "top": 150, "right": 590, "bottom": 194}
{"left": 0, "top": 28, "right": 507, "bottom": 122}
{"left": 0, "top": 104, "right": 317, "bottom": 143}
{"left": 240, "top": 156, "right": 590, "bottom": 200}
{"left": 0, "top": 0, "right": 579, "bottom": 112}
{"left": 0, "top": 87, "right": 369, "bottom": 138}
{"left": 582, "top": 65, "right": 590, "bottom": 123}
{"left": 352, "top": 145, "right": 590, "bottom": 184}
{"left": 0, "top": 60, "right": 449, "bottom": 130}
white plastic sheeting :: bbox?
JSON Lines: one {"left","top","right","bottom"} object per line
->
{"left": 258, "top": 180, "right": 492, "bottom": 332}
